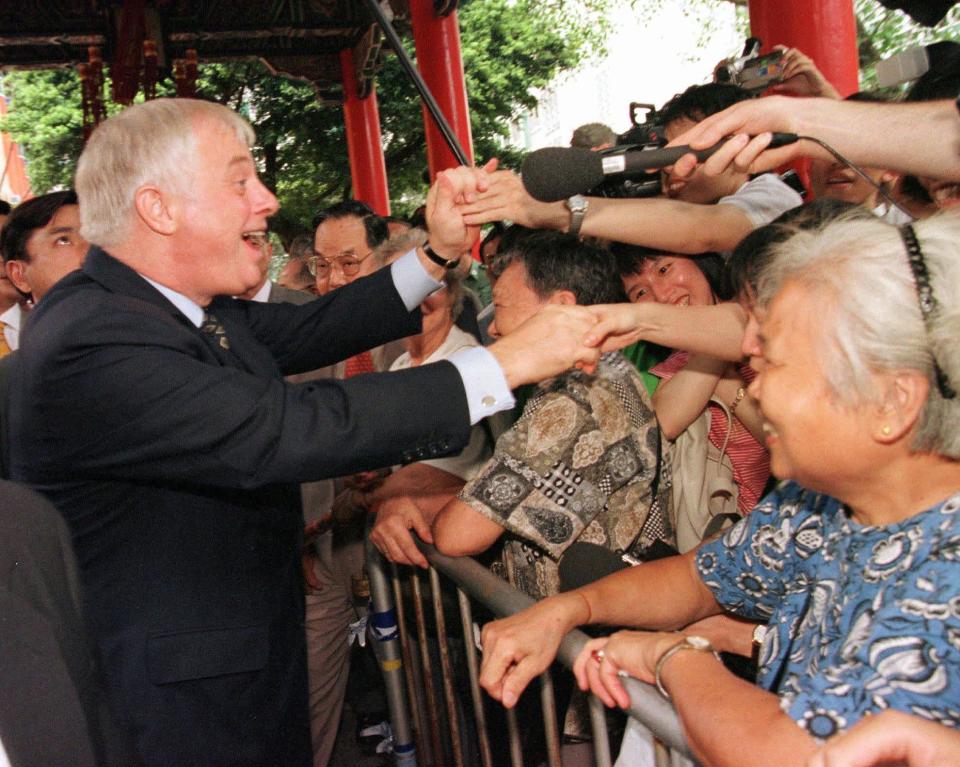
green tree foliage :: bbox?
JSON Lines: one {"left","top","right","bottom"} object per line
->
{"left": 855, "top": 0, "right": 959, "bottom": 88}
{"left": 1, "top": 0, "right": 611, "bottom": 240}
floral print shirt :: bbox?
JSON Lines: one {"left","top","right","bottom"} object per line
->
{"left": 696, "top": 480, "right": 960, "bottom": 739}
{"left": 460, "top": 352, "right": 661, "bottom": 600}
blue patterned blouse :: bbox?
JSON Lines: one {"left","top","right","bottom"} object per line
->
{"left": 696, "top": 480, "right": 960, "bottom": 739}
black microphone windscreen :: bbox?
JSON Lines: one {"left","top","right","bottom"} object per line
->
{"left": 558, "top": 541, "right": 630, "bottom": 592}
{"left": 521, "top": 147, "right": 604, "bottom": 203}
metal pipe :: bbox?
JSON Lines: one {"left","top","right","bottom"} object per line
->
{"left": 366, "top": 539, "right": 418, "bottom": 765}
{"left": 430, "top": 567, "right": 465, "bottom": 767}
{"left": 419, "top": 542, "right": 692, "bottom": 757}
{"left": 360, "top": 0, "right": 470, "bottom": 166}
{"left": 538, "top": 672, "right": 561, "bottom": 767}
{"left": 394, "top": 567, "right": 430, "bottom": 765}
{"left": 456, "top": 589, "right": 493, "bottom": 767}
{"left": 411, "top": 569, "right": 445, "bottom": 765}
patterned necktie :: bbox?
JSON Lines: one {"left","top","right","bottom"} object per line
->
{"left": 344, "top": 350, "right": 374, "bottom": 378}
{"left": 0, "top": 322, "right": 12, "bottom": 358}
{"left": 200, "top": 312, "right": 231, "bottom": 351}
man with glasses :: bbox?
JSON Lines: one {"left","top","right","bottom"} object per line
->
{"left": 309, "top": 200, "right": 386, "bottom": 293}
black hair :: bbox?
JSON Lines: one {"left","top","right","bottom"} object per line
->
{"left": 610, "top": 241, "right": 732, "bottom": 302}
{"left": 1, "top": 190, "right": 78, "bottom": 264}
{"left": 497, "top": 230, "right": 627, "bottom": 306}
{"left": 658, "top": 83, "right": 754, "bottom": 128}
{"left": 311, "top": 199, "right": 388, "bottom": 249}
{"left": 726, "top": 198, "right": 872, "bottom": 298}
{"left": 487, "top": 224, "right": 537, "bottom": 279}
{"left": 0, "top": 200, "right": 11, "bottom": 217}
{"left": 844, "top": 90, "right": 891, "bottom": 103}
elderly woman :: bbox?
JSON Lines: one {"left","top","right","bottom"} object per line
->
{"left": 476, "top": 211, "right": 960, "bottom": 766}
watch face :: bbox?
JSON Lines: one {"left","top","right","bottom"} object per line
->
{"left": 753, "top": 625, "right": 768, "bottom": 644}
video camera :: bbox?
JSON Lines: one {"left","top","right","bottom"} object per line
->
{"left": 715, "top": 37, "right": 785, "bottom": 92}
{"left": 586, "top": 103, "right": 666, "bottom": 199}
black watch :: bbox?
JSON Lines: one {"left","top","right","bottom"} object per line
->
{"left": 422, "top": 243, "right": 460, "bottom": 270}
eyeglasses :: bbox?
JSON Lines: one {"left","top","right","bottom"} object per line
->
{"left": 307, "top": 251, "right": 371, "bottom": 278}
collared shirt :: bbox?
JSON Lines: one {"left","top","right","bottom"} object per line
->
{"left": 0, "top": 303, "right": 23, "bottom": 352}
{"left": 139, "top": 249, "right": 514, "bottom": 425}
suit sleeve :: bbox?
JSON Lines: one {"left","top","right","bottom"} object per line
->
{"left": 12, "top": 293, "right": 470, "bottom": 488}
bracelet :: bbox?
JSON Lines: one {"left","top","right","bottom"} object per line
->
{"left": 729, "top": 386, "right": 746, "bottom": 415}
{"left": 653, "top": 635, "right": 721, "bottom": 699}
{"left": 422, "top": 242, "right": 460, "bottom": 270}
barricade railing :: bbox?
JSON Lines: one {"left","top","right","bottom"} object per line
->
{"left": 364, "top": 535, "right": 693, "bottom": 767}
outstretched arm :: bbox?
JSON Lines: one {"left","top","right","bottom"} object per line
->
{"left": 668, "top": 97, "right": 960, "bottom": 182}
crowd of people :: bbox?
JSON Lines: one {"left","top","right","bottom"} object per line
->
{"left": 0, "top": 22, "right": 958, "bottom": 767}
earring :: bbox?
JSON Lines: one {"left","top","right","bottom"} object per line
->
{"left": 881, "top": 425, "right": 892, "bottom": 436}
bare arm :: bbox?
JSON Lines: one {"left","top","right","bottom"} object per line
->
{"left": 584, "top": 301, "right": 747, "bottom": 361}
{"left": 575, "top": 630, "right": 818, "bottom": 767}
{"left": 670, "top": 97, "right": 960, "bottom": 182}
{"left": 478, "top": 551, "right": 720, "bottom": 707}
{"left": 458, "top": 170, "right": 758, "bottom": 254}
{"left": 432, "top": 497, "right": 504, "bottom": 557}
{"left": 652, "top": 354, "right": 726, "bottom": 440}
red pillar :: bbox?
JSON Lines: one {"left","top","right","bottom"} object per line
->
{"left": 340, "top": 47, "right": 391, "bottom": 216}
{"left": 408, "top": 0, "right": 474, "bottom": 181}
{"left": 749, "top": 0, "right": 859, "bottom": 97}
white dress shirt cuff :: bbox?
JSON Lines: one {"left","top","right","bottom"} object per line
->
{"left": 391, "top": 248, "right": 444, "bottom": 312}
{"left": 447, "top": 346, "right": 516, "bottom": 424}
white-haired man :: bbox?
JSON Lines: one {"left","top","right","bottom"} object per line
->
{"left": 7, "top": 98, "right": 599, "bottom": 767}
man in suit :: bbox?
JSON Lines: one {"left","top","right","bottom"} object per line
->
{"left": 8, "top": 98, "right": 598, "bottom": 767}
{"left": 0, "top": 480, "right": 134, "bottom": 767}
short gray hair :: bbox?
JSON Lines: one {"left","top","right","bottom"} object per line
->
{"left": 75, "top": 98, "right": 255, "bottom": 248}
{"left": 757, "top": 211, "right": 960, "bottom": 458}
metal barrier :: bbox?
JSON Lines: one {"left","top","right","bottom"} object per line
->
{"left": 364, "top": 535, "right": 693, "bottom": 766}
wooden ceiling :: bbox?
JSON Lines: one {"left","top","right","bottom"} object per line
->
{"left": 0, "top": 0, "right": 420, "bottom": 101}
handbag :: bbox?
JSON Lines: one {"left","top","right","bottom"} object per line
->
{"left": 667, "top": 396, "right": 740, "bottom": 553}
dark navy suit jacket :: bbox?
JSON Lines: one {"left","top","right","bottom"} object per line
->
{"left": 8, "top": 248, "right": 470, "bottom": 766}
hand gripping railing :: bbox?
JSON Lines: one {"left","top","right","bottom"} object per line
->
{"left": 364, "top": 534, "right": 693, "bottom": 766}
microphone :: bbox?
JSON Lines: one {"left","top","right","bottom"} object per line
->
{"left": 521, "top": 133, "right": 799, "bottom": 202}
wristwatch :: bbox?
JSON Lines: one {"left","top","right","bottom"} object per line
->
{"left": 422, "top": 242, "right": 460, "bottom": 270}
{"left": 565, "top": 194, "right": 589, "bottom": 238}
{"left": 751, "top": 624, "right": 768, "bottom": 665}
{"left": 654, "top": 635, "right": 721, "bottom": 698}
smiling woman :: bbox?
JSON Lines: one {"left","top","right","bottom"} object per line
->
{"left": 475, "top": 210, "right": 960, "bottom": 767}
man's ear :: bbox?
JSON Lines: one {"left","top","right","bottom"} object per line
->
{"left": 5, "top": 260, "right": 31, "bottom": 296}
{"left": 547, "top": 289, "right": 577, "bottom": 306}
{"left": 872, "top": 370, "right": 929, "bottom": 444}
{"left": 133, "top": 186, "right": 177, "bottom": 236}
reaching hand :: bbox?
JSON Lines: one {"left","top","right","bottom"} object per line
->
{"left": 582, "top": 303, "right": 648, "bottom": 353}
{"left": 666, "top": 96, "right": 821, "bottom": 180}
{"left": 770, "top": 46, "right": 841, "bottom": 99}
{"left": 572, "top": 630, "right": 678, "bottom": 710}
{"left": 370, "top": 496, "right": 434, "bottom": 569}
{"left": 458, "top": 169, "right": 558, "bottom": 229}
{"left": 426, "top": 159, "right": 499, "bottom": 261}
{"left": 479, "top": 594, "right": 587, "bottom": 708}
{"left": 488, "top": 304, "right": 601, "bottom": 389}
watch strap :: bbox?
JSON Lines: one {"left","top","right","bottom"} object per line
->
{"left": 422, "top": 242, "right": 460, "bottom": 270}
{"left": 566, "top": 195, "right": 588, "bottom": 238}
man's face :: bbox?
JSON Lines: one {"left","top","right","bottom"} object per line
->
{"left": 7, "top": 203, "right": 88, "bottom": 302}
{"left": 313, "top": 216, "right": 378, "bottom": 291}
{"left": 662, "top": 117, "right": 745, "bottom": 203}
{"left": 170, "top": 118, "right": 279, "bottom": 304}
{"left": 810, "top": 158, "right": 890, "bottom": 207}
{"left": 488, "top": 261, "right": 548, "bottom": 339}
